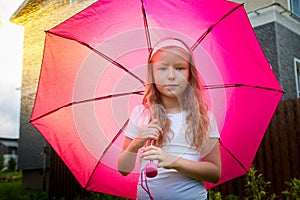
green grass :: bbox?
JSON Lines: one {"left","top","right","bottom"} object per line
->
{"left": 0, "top": 181, "right": 47, "bottom": 200}
{"left": 0, "top": 171, "right": 48, "bottom": 200}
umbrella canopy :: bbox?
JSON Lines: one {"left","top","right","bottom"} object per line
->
{"left": 30, "top": 0, "right": 284, "bottom": 198}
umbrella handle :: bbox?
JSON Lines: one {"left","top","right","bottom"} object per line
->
{"left": 144, "top": 139, "right": 158, "bottom": 178}
{"left": 145, "top": 161, "right": 158, "bottom": 178}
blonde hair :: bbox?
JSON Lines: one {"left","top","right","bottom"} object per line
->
{"left": 142, "top": 38, "right": 210, "bottom": 150}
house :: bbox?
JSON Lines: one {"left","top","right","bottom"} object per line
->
{"left": 11, "top": 0, "right": 96, "bottom": 190}
{"left": 233, "top": 0, "right": 300, "bottom": 100}
{"left": 0, "top": 137, "right": 18, "bottom": 170}
{"left": 12, "top": 0, "right": 300, "bottom": 197}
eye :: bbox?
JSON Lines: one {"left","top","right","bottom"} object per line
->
{"left": 157, "top": 65, "right": 167, "bottom": 71}
{"left": 175, "top": 67, "right": 184, "bottom": 71}
{"left": 175, "top": 64, "right": 187, "bottom": 71}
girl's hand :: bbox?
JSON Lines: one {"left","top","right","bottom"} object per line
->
{"left": 135, "top": 119, "right": 161, "bottom": 148}
{"left": 141, "top": 145, "right": 178, "bottom": 169}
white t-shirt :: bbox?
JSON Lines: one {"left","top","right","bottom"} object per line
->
{"left": 124, "top": 105, "right": 220, "bottom": 200}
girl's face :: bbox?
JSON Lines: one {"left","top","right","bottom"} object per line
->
{"left": 151, "top": 47, "right": 190, "bottom": 100}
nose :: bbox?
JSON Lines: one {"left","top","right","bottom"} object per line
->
{"left": 167, "top": 68, "right": 175, "bottom": 80}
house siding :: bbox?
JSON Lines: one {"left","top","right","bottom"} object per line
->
{"left": 253, "top": 21, "right": 300, "bottom": 100}
{"left": 276, "top": 22, "right": 300, "bottom": 99}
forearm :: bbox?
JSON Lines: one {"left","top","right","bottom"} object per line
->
{"left": 170, "top": 157, "right": 221, "bottom": 183}
{"left": 171, "top": 141, "right": 221, "bottom": 183}
{"left": 118, "top": 151, "right": 137, "bottom": 176}
{"left": 142, "top": 141, "right": 221, "bottom": 183}
{"left": 118, "top": 138, "right": 144, "bottom": 176}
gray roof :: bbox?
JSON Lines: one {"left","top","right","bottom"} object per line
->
{"left": 0, "top": 138, "right": 18, "bottom": 148}
{"left": 0, "top": 140, "right": 18, "bottom": 148}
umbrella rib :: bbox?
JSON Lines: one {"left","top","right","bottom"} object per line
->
{"left": 80, "top": 40, "right": 146, "bottom": 86}
{"left": 85, "top": 119, "right": 130, "bottom": 189}
{"left": 46, "top": 31, "right": 146, "bottom": 86}
{"left": 30, "top": 84, "right": 283, "bottom": 123}
{"left": 101, "top": 119, "right": 129, "bottom": 160}
{"left": 140, "top": 0, "right": 152, "bottom": 53}
{"left": 204, "top": 83, "right": 284, "bottom": 93}
{"left": 220, "top": 140, "right": 248, "bottom": 173}
{"left": 29, "top": 91, "right": 144, "bottom": 123}
{"left": 191, "top": 3, "right": 244, "bottom": 51}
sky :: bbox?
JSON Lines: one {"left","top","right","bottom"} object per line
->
{"left": 0, "top": 0, "right": 25, "bottom": 138}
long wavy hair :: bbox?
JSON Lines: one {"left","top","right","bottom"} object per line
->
{"left": 142, "top": 38, "right": 210, "bottom": 150}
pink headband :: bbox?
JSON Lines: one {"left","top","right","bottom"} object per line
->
{"left": 150, "top": 39, "right": 190, "bottom": 59}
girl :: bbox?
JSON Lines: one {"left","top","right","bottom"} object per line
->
{"left": 118, "top": 38, "right": 221, "bottom": 200}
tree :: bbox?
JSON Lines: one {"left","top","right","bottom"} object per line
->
{"left": 7, "top": 157, "right": 16, "bottom": 172}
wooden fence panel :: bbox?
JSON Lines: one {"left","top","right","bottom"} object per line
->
{"left": 213, "top": 98, "right": 300, "bottom": 198}
{"left": 48, "top": 99, "right": 300, "bottom": 199}
{"left": 49, "top": 150, "right": 90, "bottom": 200}
{"left": 257, "top": 98, "right": 300, "bottom": 196}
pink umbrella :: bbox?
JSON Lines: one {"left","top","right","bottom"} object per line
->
{"left": 30, "top": 0, "right": 283, "bottom": 198}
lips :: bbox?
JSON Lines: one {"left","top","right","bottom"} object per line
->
{"left": 164, "top": 84, "right": 178, "bottom": 87}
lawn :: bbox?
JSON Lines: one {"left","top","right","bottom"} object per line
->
{"left": 0, "top": 171, "right": 48, "bottom": 200}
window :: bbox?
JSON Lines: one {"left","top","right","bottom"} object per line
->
{"left": 294, "top": 58, "right": 300, "bottom": 98}
{"left": 290, "top": 0, "right": 300, "bottom": 17}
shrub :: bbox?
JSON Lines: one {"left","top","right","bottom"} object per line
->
{"left": 226, "top": 194, "right": 239, "bottom": 200}
{"left": 244, "top": 166, "right": 277, "bottom": 200}
{"left": 209, "top": 190, "right": 222, "bottom": 200}
{"left": 282, "top": 177, "right": 300, "bottom": 200}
